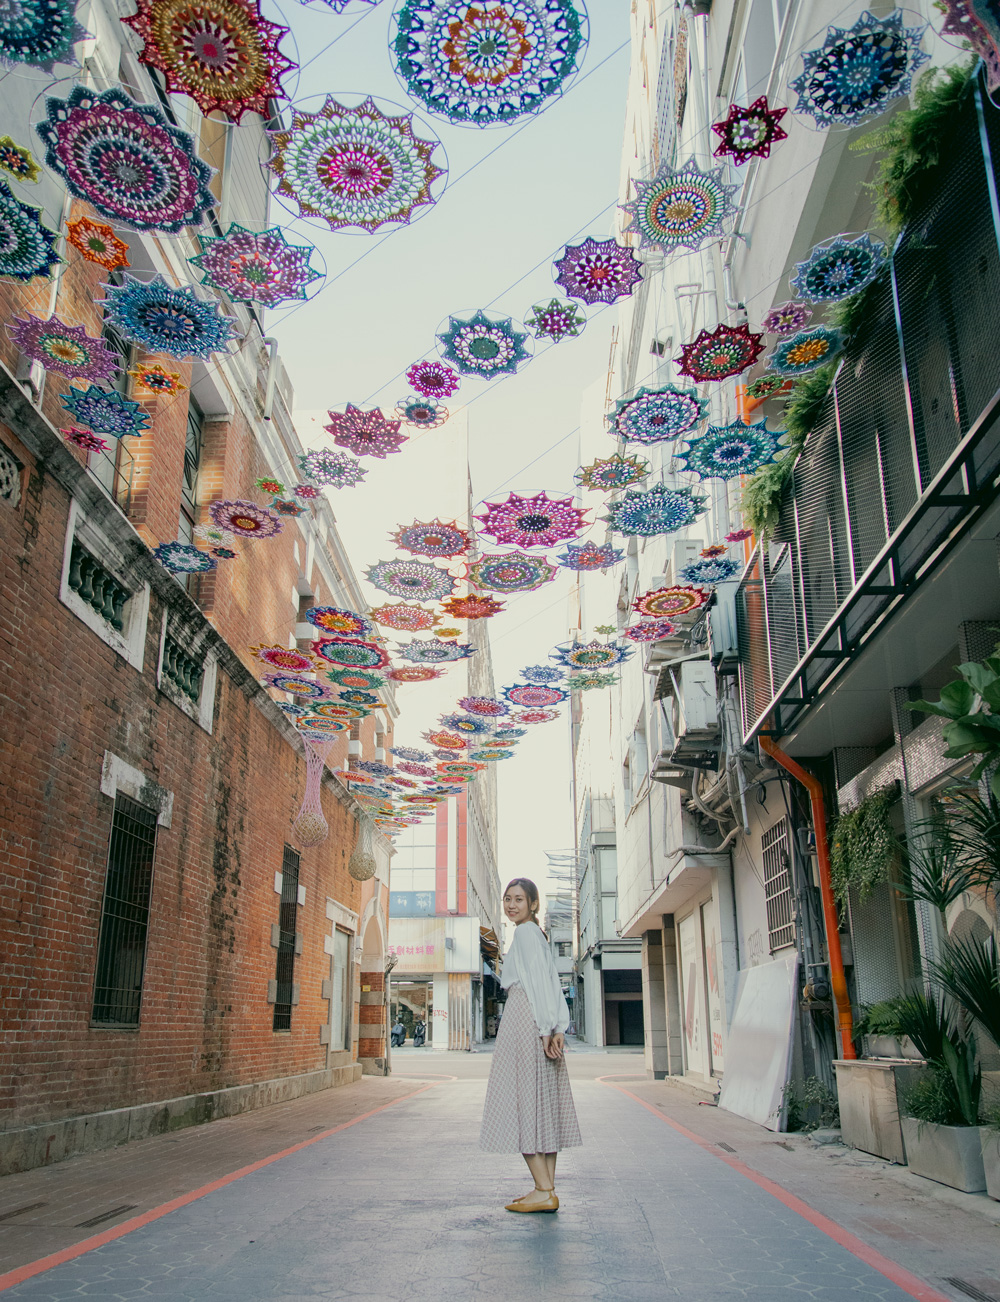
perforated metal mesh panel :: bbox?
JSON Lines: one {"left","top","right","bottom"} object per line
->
{"left": 736, "top": 80, "right": 1000, "bottom": 741}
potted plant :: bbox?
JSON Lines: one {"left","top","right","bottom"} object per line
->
{"left": 893, "top": 990, "right": 986, "bottom": 1192}
{"left": 835, "top": 1005, "right": 927, "bottom": 1162}
{"left": 982, "top": 1106, "right": 1000, "bottom": 1200}
{"left": 930, "top": 930, "right": 1000, "bottom": 1199}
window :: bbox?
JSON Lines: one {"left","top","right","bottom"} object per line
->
{"left": 762, "top": 817, "right": 795, "bottom": 952}
{"left": 272, "top": 846, "right": 300, "bottom": 1031}
{"left": 330, "top": 928, "right": 351, "bottom": 1051}
{"left": 92, "top": 793, "right": 158, "bottom": 1026}
{"left": 180, "top": 400, "right": 204, "bottom": 538}
{"left": 87, "top": 302, "right": 135, "bottom": 514}
{"left": 556, "top": 941, "right": 572, "bottom": 957}
{"left": 0, "top": 439, "right": 22, "bottom": 508}
{"left": 60, "top": 501, "right": 150, "bottom": 670}
{"left": 156, "top": 614, "right": 218, "bottom": 733}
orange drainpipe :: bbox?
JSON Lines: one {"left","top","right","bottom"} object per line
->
{"left": 758, "top": 735, "right": 857, "bottom": 1060}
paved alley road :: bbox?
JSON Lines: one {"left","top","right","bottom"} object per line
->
{"left": 0, "top": 1050, "right": 997, "bottom": 1301}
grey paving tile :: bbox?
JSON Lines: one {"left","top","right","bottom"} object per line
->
{"left": 0, "top": 1074, "right": 946, "bottom": 1302}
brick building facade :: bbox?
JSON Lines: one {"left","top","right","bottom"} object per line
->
{"left": 0, "top": 8, "right": 394, "bottom": 1175}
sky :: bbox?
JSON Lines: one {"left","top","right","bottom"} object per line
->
{"left": 266, "top": 1, "right": 634, "bottom": 894}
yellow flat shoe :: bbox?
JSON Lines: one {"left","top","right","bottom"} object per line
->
{"left": 505, "top": 1191, "right": 558, "bottom": 1213}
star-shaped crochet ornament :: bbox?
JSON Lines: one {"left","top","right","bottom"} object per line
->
{"left": 475, "top": 491, "right": 588, "bottom": 550}
{"left": 128, "top": 362, "right": 186, "bottom": 395}
{"left": 712, "top": 97, "right": 788, "bottom": 165}
{"left": 123, "top": 0, "right": 295, "bottom": 123}
{"left": 62, "top": 385, "right": 152, "bottom": 438}
{"left": 391, "top": 518, "right": 470, "bottom": 559}
{"left": 554, "top": 236, "right": 643, "bottom": 306}
{"left": 437, "top": 309, "right": 531, "bottom": 380}
{"left": 675, "top": 322, "right": 764, "bottom": 382}
{"left": 8, "top": 313, "right": 120, "bottom": 383}
{"left": 575, "top": 454, "right": 650, "bottom": 493}
{"left": 675, "top": 418, "right": 785, "bottom": 481}
{"left": 325, "top": 404, "right": 407, "bottom": 459}
{"left": 791, "top": 10, "right": 929, "bottom": 129}
{"left": 439, "top": 593, "right": 505, "bottom": 621}
{"left": 604, "top": 483, "right": 707, "bottom": 538}
{"left": 556, "top": 541, "right": 625, "bottom": 571}
{"left": 620, "top": 159, "right": 737, "bottom": 252}
{"left": 524, "top": 298, "right": 586, "bottom": 342}
{"left": 0, "top": 136, "right": 40, "bottom": 183}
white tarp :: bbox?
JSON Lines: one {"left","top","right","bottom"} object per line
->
{"left": 718, "top": 954, "right": 798, "bottom": 1130}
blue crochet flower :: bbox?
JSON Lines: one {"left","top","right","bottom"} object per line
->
{"left": 603, "top": 483, "right": 707, "bottom": 537}
{"left": 102, "top": 274, "right": 240, "bottom": 360}
{"left": 675, "top": 419, "right": 785, "bottom": 482}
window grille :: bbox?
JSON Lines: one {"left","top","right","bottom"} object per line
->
{"left": 92, "top": 793, "right": 157, "bottom": 1026}
{"left": 181, "top": 400, "right": 203, "bottom": 530}
{"left": 0, "top": 441, "right": 21, "bottom": 507}
{"left": 161, "top": 633, "right": 203, "bottom": 703}
{"left": 273, "top": 846, "right": 300, "bottom": 1031}
{"left": 68, "top": 540, "right": 130, "bottom": 632}
{"left": 762, "top": 817, "right": 795, "bottom": 952}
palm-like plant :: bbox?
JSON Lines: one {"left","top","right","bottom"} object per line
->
{"left": 934, "top": 788, "right": 1000, "bottom": 898}
{"left": 874, "top": 990, "right": 981, "bottom": 1126}
{"left": 930, "top": 934, "right": 1000, "bottom": 1056}
{"left": 899, "top": 837, "right": 981, "bottom": 915}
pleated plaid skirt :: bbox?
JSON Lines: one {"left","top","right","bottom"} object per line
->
{"left": 479, "top": 984, "right": 582, "bottom": 1154}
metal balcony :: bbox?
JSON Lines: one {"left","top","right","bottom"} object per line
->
{"left": 736, "top": 80, "right": 1000, "bottom": 744}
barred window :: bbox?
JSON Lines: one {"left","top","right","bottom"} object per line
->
{"left": 92, "top": 793, "right": 157, "bottom": 1026}
{"left": 273, "top": 846, "right": 300, "bottom": 1031}
{"left": 762, "top": 817, "right": 795, "bottom": 953}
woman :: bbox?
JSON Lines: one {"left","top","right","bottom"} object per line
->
{"left": 480, "top": 877, "right": 581, "bottom": 1212}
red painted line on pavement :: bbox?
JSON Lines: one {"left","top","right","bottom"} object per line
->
{"left": 597, "top": 1077, "right": 951, "bottom": 1302}
{"left": 0, "top": 1081, "right": 443, "bottom": 1294}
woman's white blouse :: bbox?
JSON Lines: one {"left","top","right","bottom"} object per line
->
{"left": 500, "top": 921, "right": 570, "bottom": 1036}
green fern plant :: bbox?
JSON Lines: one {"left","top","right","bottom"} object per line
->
{"left": 829, "top": 785, "right": 898, "bottom": 907}
{"left": 850, "top": 61, "right": 977, "bottom": 234}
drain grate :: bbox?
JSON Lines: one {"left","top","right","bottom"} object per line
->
{"left": 75, "top": 1204, "right": 137, "bottom": 1229}
{"left": 0, "top": 1202, "right": 47, "bottom": 1223}
{"left": 717, "top": 1142, "right": 737, "bottom": 1153}
{"left": 944, "top": 1280, "right": 1000, "bottom": 1302}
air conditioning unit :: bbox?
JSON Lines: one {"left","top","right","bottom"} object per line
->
{"left": 709, "top": 581, "right": 740, "bottom": 673}
{"left": 643, "top": 622, "right": 693, "bottom": 668}
{"left": 651, "top": 754, "right": 691, "bottom": 788}
{"left": 670, "top": 538, "right": 703, "bottom": 584}
{"left": 670, "top": 660, "right": 719, "bottom": 766}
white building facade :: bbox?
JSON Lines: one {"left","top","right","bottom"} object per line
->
{"left": 570, "top": 0, "right": 999, "bottom": 1133}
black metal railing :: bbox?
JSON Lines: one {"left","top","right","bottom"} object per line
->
{"left": 161, "top": 633, "right": 203, "bottom": 703}
{"left": 91, "top": 793, "right": 157, "bottom": 1026}
{"left": 68, "top": 540, "right": 130, "bottom": 633}
{"left": 736, "top": 80, "right": 1000, "bottom": 742}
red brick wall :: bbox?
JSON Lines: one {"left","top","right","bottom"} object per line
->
{"left": 0, "top": 408, "right": 377, "bottom": 1128}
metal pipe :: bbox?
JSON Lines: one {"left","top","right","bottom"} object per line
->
{"left": 262, "top": 336, "right": 279, "bottom": 420}
{"left": 759, "top": 735, "right": 856, "bottom": 1060}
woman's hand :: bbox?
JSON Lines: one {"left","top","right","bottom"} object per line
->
{"left": 540, "top": 1033, "right": 565, "bottom": 1060}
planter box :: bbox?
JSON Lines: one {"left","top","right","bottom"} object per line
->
{"left": 982, "top": 1128, "right": 1000, "bottom": 1201}
{"left": 900, "top": 1119, "right": 986, "bottom": 1192}
{"left": 835, "top": 1059, "right": 928, "bottom": 1164}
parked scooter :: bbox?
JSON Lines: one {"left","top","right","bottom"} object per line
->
{"left": 390, "top": 1019, "right": 406, "bottom": 1048}
{"left": 412, "top": 1019, "right": 426, "bottom": 1047}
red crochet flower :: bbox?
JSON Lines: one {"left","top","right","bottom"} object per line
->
{"left": 675, "top": 323, "right": 764, "bottom": 382}
{"left": 439, "top": 593, "right": 505, "bottom": 620}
